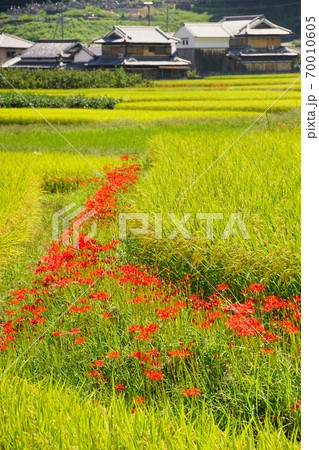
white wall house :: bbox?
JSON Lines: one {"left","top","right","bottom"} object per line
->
{"left": 175, "top": 23, "right": 230, "bottom": 49}
{"left": 174, "top": 23, "right": 230, "bottom": 72}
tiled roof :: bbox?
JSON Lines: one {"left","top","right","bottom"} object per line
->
{"left": 227, "top": 46, "right": 299, "bottom": 58}
{"left": 21, "top": 40, "right": 81, "bottom": 59}
{"left": 220, "top": 15, "right": 292, "bottom": 37}
{"left": 183, "top": 23, "right": 230, "bottom": 38}
{"left": 95, "top": 26, "right": 179, "bottom": 44}
{"left": 0, "top": 33, "right": 33, "bottom": 49}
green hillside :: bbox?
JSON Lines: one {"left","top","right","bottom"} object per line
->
{"left": 0, "top": 2, "right": 300, "bottom": 43}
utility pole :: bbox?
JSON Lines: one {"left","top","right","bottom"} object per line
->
{"left": 144, "top": 2, "right": 153, "bottom": 26}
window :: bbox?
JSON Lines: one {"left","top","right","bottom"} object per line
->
{"left": 182, "top": 39, "right": 189, "bottom": 46}
{"left": 149, "top": 46, "right": 155, "bottom": 53}
{"left": 6, "top": 50, "right": 16, "bottom": 59}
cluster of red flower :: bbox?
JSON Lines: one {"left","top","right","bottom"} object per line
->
{"left": 0, "top": 159, "right": 300, "bottom": 407}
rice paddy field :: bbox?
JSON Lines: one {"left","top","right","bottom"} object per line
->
{"left": 0, "top": 74, "right": 301, "bottom": 448}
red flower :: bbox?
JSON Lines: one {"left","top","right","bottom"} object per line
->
{"left": 248, "top": 283, "right": 265, "bottom": 293}
{"left": 183, "top": 387, "right": 201, "bottom": 397}
{"left": 70, "top": 328, "right": 82, "bottom": 335}
{"left": 168, "top": 349, "right": 192, "bottom": 358}
{"left": 115, "top": 384, "right": 126, "bottom": 391}
{"left": 280, "top": 321, "right": 299, "bottom": 334}
{"left": 216, "top": 284, "right": 229, "bottom": 291}
{"left": 91, "top": 360, "right": 105, "bottom": 367}
{"left": 145, "top": 369, "right": 164, "bottom": 381}
{"left": 74, "top": 337, "right": 86, "bottom": 344}
{"left": 262, "top": 347, "right": 274, "bottom": 355}
{"left": 134, "top": 396, "right": 145, "bottom": 405}
{"left": 107, "top": 351, "right": 120, "bottom": 358}
{"left": 52, "top": 330, "right": 63, "bottom": 337}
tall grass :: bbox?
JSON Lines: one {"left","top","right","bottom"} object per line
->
{"left": 125, "top": 125, "right": 300, "bottom": 296}
{"left": 0, "top": 152, "right": 117, "bottom": 274}
{"left": 0, "top": 376, "right": 299, "bottom": 449}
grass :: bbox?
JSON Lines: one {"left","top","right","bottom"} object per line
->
{"left": 0, "top": 74, "right": 301, "bottom": 447}
{"left": 124, "top": 122, "right": 300, "bottom": 296}
{"left": 0, "top": 151, "right": 116, "bottom": 274}
{"left": 0, "top": 376, "right": 300, "bottom": 449}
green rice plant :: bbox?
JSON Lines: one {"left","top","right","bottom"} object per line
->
{"left": 0, "top": 376, "right": 300, "bottom": 449}
{"left": 117, "top": 98, "right": 300, "bottom": 112}
{"left": 0, "top": 168, "right": 41, "bottom": 273}
{"left": 0, "top": 108, "right": 262, "bottom": 125}
{"left": 0, "top": 151, "right": 117, "bottom": 274}
{"left": 124, "top": 125, "right": 300, "bottom": 296}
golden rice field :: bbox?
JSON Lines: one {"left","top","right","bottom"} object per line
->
{"left": 0, "top": 73, "right": 301, "bottom": 448}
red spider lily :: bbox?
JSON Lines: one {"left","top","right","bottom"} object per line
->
{"left": 207, "top": 311, "right": 222, "bottom": 320}
{"left": 70, "top": 328, "right": 82, "bottom": 335}
{"left": 263, "top": 332, "right": 280, "bottom": 342}
{"left": 87, "top": 370, "right": 99, "bottom": 377}
{"left": 131, "top": 349, "right": 160, "bottom": 362}
{"left": 263, "top": 296, "right": 286, "bottom": 312}
{"left": 216, "top": 284, "right": 229, "bottom": 291}
{"left": 199, "top": 322, "right": 212, "bottom": 329}
{"left": 145, "top": 369, "right": 164, "bottom": 381}
{"left": 134, "top": 396, "right": 145, "bottom": 405}
{"left": 52, "top": 331, "right": 63, "bottom": 337}
{"left": 128, "top": 323, "right": 159, "bottom": 341}
{"left": 280, "top": 321, "right": 300, "bottom": 334}
{"left": 102, "top": 312, "right": 112, "bottom": 319}
{"left": 131, "top": 350, "right": 151, "bottom": 362}
{"left": 183, "top": 387, "right": 201, "bottom": 397}
{"left": 69, "top": 305, "right": 93, "bottom": 313}
{"left": 107, "top": 351, "right": 120, "bottom": 358}
{"left": 226, "top": 314, "right": 265, "bottom": 336}
{"left": 89, "top": 292, "right": 110, "bottom": 301}
{"left": 74, "top": 337, "right": 86, "bottom": 344}
{"left": 115, "top": 384, "right": 126, "bottom": 391}
{"left": 174, "top": 301, "right": 187, "bottom": 308}
{"left": 248, "top": 284, "right": 265, "bottom": 293}
{"left": 156, "top": 307, "right": 179, "bottom": 320}
{"left": 120, "top": 155, "right": 130, "bottom": 160}
{"left": 91, "top": 360, "right": 105, "bottom": 367}
{"left": 167, "top": 349, "right": 192, "bottom": 358}
{"left": 224, "top": 303, "right": 255, "bottom": 315}
{"left": 130, "top": 296, "right": 147, "bottom": 304}
{"left": 29, "top": 317, "right": 46, "bottom": 325}
{"left": 262, "top": 347, "right": 274, "bottom": 355}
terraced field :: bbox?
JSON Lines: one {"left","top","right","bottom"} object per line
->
{"left": 0, "top": 73, "right": 301, "bottom": 448}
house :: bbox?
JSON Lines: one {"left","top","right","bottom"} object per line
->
{"left": 90, "top": 26, "right": 191, "bottom": 79}
{"left": 175, "top": 23, "right": 230, "bottom": 72}
{"left": 2, "top": 39, "right": 98, "bottom": 69}
{"left": 0, "top": 33, "right": 33, "bottom": 64}
{"left": 175, "top": 15, "right": 298, "bottom": 73}
{"left": 222, "top": 15, "right": 299, "bottom": 73}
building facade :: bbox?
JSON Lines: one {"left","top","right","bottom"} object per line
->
{"left": 91, "top": 26, "right": 191, "bottom": 79}
{"left": 0, "top": 33, "right": 33, "bottom": 64}
{"left": 175, "top": 15, "right": 299, "bottom": 74}
{"left": 175, "top": 23, "right": 230, "bottom": 73}
{"left": 2, "top": 40, "right": 98, "bottom": 69}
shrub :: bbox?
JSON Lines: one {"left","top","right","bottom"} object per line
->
{"left": 0, "top": 67, "right": 145, "bottom": 89}
{"left": 0, "top": 93, "right": 121, "bottom": 109}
